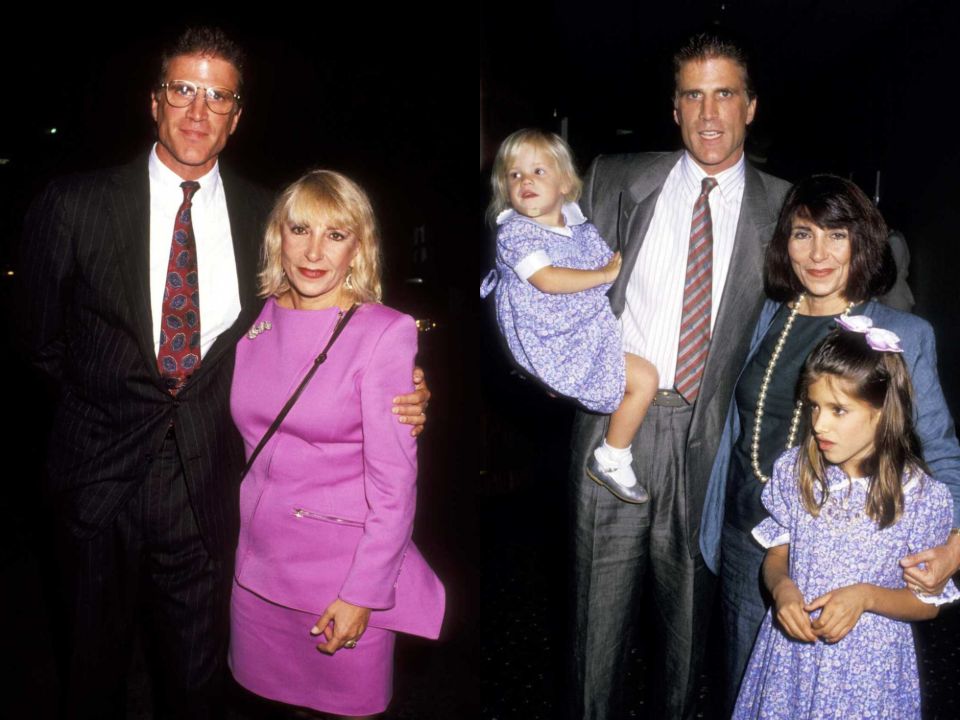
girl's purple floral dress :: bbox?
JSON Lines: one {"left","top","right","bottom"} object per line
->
{"left": 734, "top": 447, "right": 958, "bottom": 720}
{"left": 480, "top": 203, "right": 624, "bottom": 413}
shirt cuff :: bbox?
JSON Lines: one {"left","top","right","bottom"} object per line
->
{"left": 514, "top": 250, "right": 552, "bottom": 282}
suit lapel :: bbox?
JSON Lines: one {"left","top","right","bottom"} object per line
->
{"left": 222, "top": 167, "right": 259, "bottom": 315}
{"left": 110, "top": 157, "right": 267, "bottom": 394}
{"left": 199, "top": 167, "right": 265, "bottom": 370}
{"left": 609, "top": 152, "right": 683, "bottom": 315}
{"left": 110, "top": 157, "right": 161, "bottom": 382}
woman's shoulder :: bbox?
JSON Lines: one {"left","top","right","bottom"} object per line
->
{"left": 356, "top": 302, "right": 415, "bottom": 329}
{"left": 755, "top": 299, "right": 785, "bottom": 331}
{"left": 865, "top": 302, "right": 933, "bottom": 337}
{"left": 242, "top": 296, "right": 277, "bottom": 332}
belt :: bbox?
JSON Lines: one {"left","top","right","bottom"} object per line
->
{"left": 651, "top": 389, "right": 690, "bottom": 408}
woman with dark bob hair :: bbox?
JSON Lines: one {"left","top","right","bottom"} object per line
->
{"left": 763, "top": 175, "right": 895, "bottom": 304}
{"left": 696, "top": 174, "right": 960, "bottom": 711}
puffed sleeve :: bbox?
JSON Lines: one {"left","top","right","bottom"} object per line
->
{"left": 905, "top": 476, "right": 960, "bottom": 606}
{"left": 338, "top": 312, "right": 419, "bottom": 610}
{"left": 496, "top": 220, "right": 552, "bottom": 282}
{"left": 752, "top": 448, "right": 800, "bottom": 548}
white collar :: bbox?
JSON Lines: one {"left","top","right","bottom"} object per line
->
{"left": 495, "top": 202, "right": 587, "bottom": 238}
{"left": 148, "top": 143, "right": 222, "bottom": 203}
{"left": 824, "top": 465, "right": 922, "bottom": 496}
{"left": 679, "top": 151, "right": 746, "bottom": 206}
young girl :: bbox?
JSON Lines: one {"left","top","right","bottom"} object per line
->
{"left": 480, "top": 128, "right": 658, "bottom": 504}
{"left": 733, "top": 318, "right": 958, "bottom": 719}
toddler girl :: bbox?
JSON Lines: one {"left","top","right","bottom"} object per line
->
{"left": 480, "top": 129, "right": 658, "bottom": 503}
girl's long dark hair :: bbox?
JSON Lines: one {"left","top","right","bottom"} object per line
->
{"left": 796, "top": 329, "right": 927, "bottom": 529}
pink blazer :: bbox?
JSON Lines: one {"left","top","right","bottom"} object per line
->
{"left": 231, "top": 300, "right": 444, "bottom": 638}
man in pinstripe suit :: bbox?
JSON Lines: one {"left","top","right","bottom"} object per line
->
{"left": 21, "top": 28, "right": 426, "bottom": 718}
{"left": 568, "top": 32, "right": 791, "bottom": 720}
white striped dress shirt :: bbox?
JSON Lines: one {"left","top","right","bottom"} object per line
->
{"left": 620, "top": 152, "right": 747, "bottom": 387}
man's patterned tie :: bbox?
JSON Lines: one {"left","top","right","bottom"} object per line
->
{"left": 157, "top": 180, "right": 202, "bottom": 394}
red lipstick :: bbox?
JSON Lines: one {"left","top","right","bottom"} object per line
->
{"left": 299, "top": 268, "right": 328, "bottom": 279}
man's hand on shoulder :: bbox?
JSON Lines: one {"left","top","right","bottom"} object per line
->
{"left": 393, "top": 366, "right": 430, "bottom": 438}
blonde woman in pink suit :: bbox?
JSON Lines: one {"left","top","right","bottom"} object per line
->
{"left": 229, "top": 170, "right": 445, "bottom": 718}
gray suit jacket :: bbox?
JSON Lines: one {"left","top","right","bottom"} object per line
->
{"left": 577, "top": 151, "right": 791, "bottom": 557}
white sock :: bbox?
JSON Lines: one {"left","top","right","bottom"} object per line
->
{"left": 594, "top": 441, "right": 637, "bottom": 487}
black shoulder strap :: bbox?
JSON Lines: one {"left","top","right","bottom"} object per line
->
{"left": 240, "top": 303, "right": 360, "bottom": 480}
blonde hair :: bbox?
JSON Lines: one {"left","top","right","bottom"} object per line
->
{"left": 259, "top": 169, "right": 382, "bottom": 303}
{"left": 487, "top": 129, "right": 583, "bottom": 224}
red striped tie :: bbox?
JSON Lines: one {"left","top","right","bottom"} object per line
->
{"left": 675, "top": 176, "right": 718, "bottom": 403}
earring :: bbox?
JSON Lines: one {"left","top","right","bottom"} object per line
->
{"left": 344, "top": 267, "right": 355, "bottom": 291}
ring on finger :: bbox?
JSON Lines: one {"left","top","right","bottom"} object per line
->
{"left": 343, "top": 639, "right": 358, "bottom": 649}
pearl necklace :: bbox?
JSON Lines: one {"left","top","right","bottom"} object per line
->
{"left": 750, "top": 293, "right": 854, "bottom": 483}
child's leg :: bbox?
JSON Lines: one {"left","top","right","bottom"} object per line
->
{"left": 607, "top": 353, "right": 659, "bottom": 448}
{"left": 587, "top": 354, "right": 658, "bottom": 503}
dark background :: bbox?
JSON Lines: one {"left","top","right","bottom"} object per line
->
{"left": 3, "top": 1, "right": 960, "bottom": 717}
{"left": 479, "top": 2, "right": 960, "bottom": 718}
{"left": 1, "top": 12, "right": 477, "bottom": 719}
{"left": 482, "top": 0, "right": 960, "bottom": 406}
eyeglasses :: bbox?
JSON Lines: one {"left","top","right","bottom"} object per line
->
{"left": 158, "top": 80, "right": 241, "bottom": 115}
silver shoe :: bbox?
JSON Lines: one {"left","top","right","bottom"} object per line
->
{"left": 586, "top": 453, "right": 650, "bottom": 504}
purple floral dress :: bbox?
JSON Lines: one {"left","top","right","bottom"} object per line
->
{"left": 479, "top": 204, "right": 625, "bottom": 413}
{"left": 733, "top": 447, "right": 958, "bottom": 720}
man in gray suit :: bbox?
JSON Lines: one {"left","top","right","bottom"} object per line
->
{"left": 570, "top": 32, "right": 790, "bottom": 719}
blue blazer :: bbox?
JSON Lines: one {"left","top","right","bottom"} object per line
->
{"left": 699, "top": 299, "right": 960, "bottom": 573}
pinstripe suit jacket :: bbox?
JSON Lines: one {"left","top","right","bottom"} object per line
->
{"left": 22, "top": 155, "right": 273, "bottom": 558}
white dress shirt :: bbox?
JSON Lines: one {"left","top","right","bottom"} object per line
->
{"left": 148, "top": 145, "right": 242, "bottom": 359}
{"left": 620, "top": 152, "right": 747, "bottom": 387}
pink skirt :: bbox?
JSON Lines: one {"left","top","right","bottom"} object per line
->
{"left": 229, "top": 580, "right": 396, "bottom": 716}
